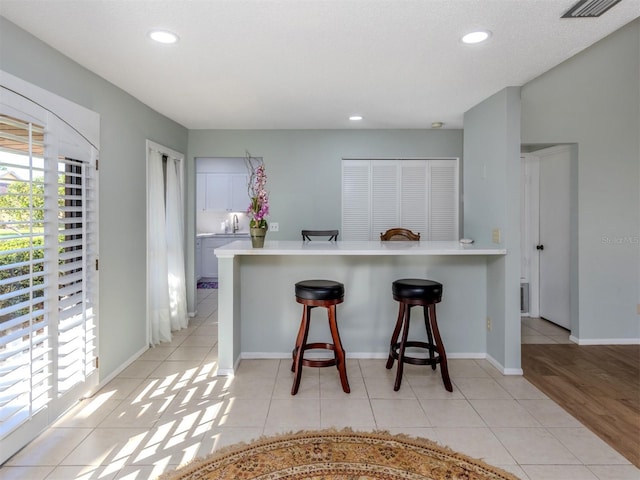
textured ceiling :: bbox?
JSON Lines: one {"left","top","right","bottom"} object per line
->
{"left": 1, "top": 0, "right": 638, "bottom": 129}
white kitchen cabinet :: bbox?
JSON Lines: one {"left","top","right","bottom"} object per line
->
{"left": 196, "top": 174, "right": 206, "bottom": 211}
{"left": 195, "top": 238, "right": 202, "bottom": 280}
{"left": 230, "top": 174, "right": 250, "bottom": 212}
{"left": 201, "top": 237, "right": 219, "bottom": 278}
{"left": 200, "top": 173, "right": 249, "bottom": 212}
{"left": 201, "top": 236, "right": 246, "bottom": 278}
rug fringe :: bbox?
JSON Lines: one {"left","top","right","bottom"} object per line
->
{"left": 156, "top": 427, "right": 520, "bottom": 480}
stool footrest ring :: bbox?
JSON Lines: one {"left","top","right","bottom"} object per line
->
{"left": 389, "top": 341, "right": 441, "bottom": 366}
{"left": 293, "top": 342, "right": 339, "bottom": 368}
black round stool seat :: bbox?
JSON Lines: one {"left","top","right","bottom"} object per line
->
{"left": 291, "top": 279, "right": 349, "bottom": 395}
{"left": 295, "top": 280, "right": 344, "bottom": 301}
{"left": 392, "top": 279, "right": 442, "bottom": 303}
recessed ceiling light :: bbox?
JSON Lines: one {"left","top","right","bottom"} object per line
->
{"left": 461, "top": 30, "right": 491, "bottom": 44}
{"left": 349, "top": 115, "right": 363, "bottom": 121}
{"left": 148, "top": 29, "right": 179, "bottom": 44}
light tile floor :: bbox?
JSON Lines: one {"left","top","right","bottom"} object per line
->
{"left": 521, "top": 316, "right": 573, "bottom": 344}
{"left": 1, "top": 290, "right": 637, "bottom": 480}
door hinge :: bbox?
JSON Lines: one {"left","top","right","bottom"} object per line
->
{"left": 96, "top": 159, "right": 99, "bottom": 170}
{"left": 95, "top": 357, "right": 99, "bottom": 368}
{"left": 95, "top": 258, "right": 99, "bottom": 270}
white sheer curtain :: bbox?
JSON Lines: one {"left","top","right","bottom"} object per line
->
{"left": 148, "top": 147, "right": 189, "bottom": 346}
{"left": 166, "top": 158, "right": 188, "bottom": 332}
{"left": 148, "top": 148, "right": 171, "bottom": 345}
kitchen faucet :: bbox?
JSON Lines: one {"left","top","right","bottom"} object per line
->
{"left": 233, "top": 214, "right": 239, "bottom": 233}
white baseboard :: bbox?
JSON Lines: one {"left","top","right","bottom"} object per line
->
{"left": 188, "top": 310, "right": 197, "bottom": 317}
{"left": 240, "top": 352, "right": 490, "bottom": 360}
{"left": 95, "top": 345, "right": 148, "bottom": 394}
{"left": 486, "top": 353, "right": 523, "bottom": 376}
{"left": 447, "top": 352, "right": 486, "bottom": 359}
{"left": 237, "top": 351, "right": 523, "bottom": 376}
{"left": 215, "top": 356, "right": 243, "bottom": 376}
{"left": 570, "top": 336, "right": 640, "bottom": 345}
{"left": 242, "top": 352, "right": 289, "bottom": 359}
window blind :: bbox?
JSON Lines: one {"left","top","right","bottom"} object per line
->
{"left": 0, "top": 107, "right": 98, "bottom": 458}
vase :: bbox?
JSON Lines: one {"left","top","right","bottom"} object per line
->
{"left": 250, "top": 226, "right": 267, "bottom": 248}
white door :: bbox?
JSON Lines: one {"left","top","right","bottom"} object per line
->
{"left": 538, "top": 146, "right": 571, "bottom": 329}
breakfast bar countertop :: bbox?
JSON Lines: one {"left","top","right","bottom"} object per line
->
{"left": 197, "top": 232, "right": 250, "bottom": 238}
{"left": 214, "top": 239, "right": 514, "bottom": 377}
{"left": 215, "top": 240, "right": 506, "bottom": 257}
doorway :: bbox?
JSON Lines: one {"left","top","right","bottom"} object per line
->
{"left": 146, "top": 140, "right": 188, "bottom": 346}
{"left": 520, "top": 144, "right": 577, "bottom": 336}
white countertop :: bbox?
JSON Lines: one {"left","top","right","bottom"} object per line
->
{"left": 215, "top": 240, "right": 506, "bottom": 257}
{"left": 197, "top": 232, "right": 250, "bottom": 238}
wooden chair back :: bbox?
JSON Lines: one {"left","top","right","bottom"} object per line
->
{"left": 380, "top": 228, "right": 421, "bottom": 241}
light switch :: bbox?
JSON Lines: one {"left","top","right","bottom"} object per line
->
{"left": 492, "top": 228, "right": 501, "bottom": 244}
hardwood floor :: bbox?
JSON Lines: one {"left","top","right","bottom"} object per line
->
{"left": 522, "top": 343, "right": 640, "bottom": 468}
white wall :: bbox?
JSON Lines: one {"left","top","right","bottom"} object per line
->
{"left": 0, "top": 18, "right": 189, "bottom": 379}
{"left": 521, "top": 19, "right": 640, "bottom": 342}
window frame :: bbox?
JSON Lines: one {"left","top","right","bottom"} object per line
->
{"left": 0, "top": 73, "right": 99, "bottom": 464}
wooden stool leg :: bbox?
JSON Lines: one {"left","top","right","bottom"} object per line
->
{"left": 386, "top": 302, "right": 405, "bottom": 369}
{"left": 428, "top": 306, "right": 452, "bottom": 392}
{"left": 327, "top": 305, "right": 350, "bottom": 393}
{"left": 423, "top": 305, "right": 436, "bottom": 370}
{"left": 394, "top": 304, "right": 412, "bottom": 391}
{"left": 291, "top": 305, "right": 311, "bottom": 395}
{"left": 291, "top": 305, "right": 312, "bottom": 372}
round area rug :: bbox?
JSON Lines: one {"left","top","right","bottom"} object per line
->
{"left": 159, "top": 429, "right": 520, "bottom": 480}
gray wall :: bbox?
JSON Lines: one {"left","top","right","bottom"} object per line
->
{"left": 521, "top": 19, "right": 640, "bottom": 341}
{"left": 0, "top": 18, "right": 189, "bottom": 379}
{"left": 463, "top": 87, "right": 522, "bottom": 370}
{"left": 187, "top": 129, "right": 464, "bottom": 240}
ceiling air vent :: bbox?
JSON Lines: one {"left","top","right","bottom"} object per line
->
{"left": 562, "top": 0, "right": 624, "bottom": 18}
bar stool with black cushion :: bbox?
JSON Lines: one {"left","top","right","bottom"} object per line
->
{"left": 291, "top": 279, "right": 350, "bottom": 395}
{"left": 385, "top": 278, "right": 453, "bottom": 392}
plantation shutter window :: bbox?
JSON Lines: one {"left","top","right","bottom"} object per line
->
{"left": 0, "top": 81, "right": 99, "bottom": 463}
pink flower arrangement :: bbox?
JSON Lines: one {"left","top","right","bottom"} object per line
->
{"left": 245, "top": 153, "right": 269, "bottom": 228}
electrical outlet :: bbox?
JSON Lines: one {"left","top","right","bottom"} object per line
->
{"left": 486, "top": 317, "right": 492, "bottom": 331}
{"left": 269, "top": 222, "right": 279, "bottom": 232}
{"left": 492, "top": 228, "right": 501, "bottom": 244}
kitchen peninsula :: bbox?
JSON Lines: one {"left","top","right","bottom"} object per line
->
{"left": 215, "top": 240, "right": 509, "bottom": 376}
